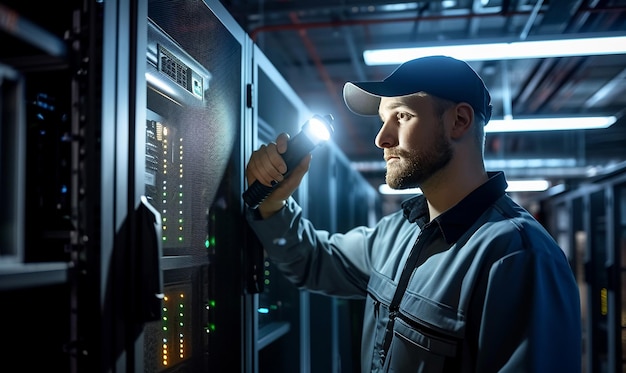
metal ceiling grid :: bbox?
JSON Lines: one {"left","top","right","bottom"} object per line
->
{"left": 221, "top": 0, "right": 626, "bottom": 194}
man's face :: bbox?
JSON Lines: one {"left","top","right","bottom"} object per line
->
{"left": 377, "top": 95, "right": 453, "bottom": 189}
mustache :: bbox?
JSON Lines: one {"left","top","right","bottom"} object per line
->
{"left": 384, "top": 149, "right": 411, "bottom": 161}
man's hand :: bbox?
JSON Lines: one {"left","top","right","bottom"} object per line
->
{"left": 245, "top": 133, "right": 312, "bottom": 218}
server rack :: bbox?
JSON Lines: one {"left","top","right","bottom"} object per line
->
{"left": 251, "top": 45, "right": 381, "bottom": 373}
{"left": 144, "top": 0, "right": 253, "bottom": 371}
{"left": 307, "top": 142, "right": 381, "bottom": 373}
{"left": 0, "top": 1, "right": 380, "bottom": 371}
{"left": 251, "top": 46, "right": 312, "bottom": 372}
{"left": 544, "top": 166, "right": 626, "bottom": 373}
{"left": 1, "top": 2, "right": 88, "bottom": 371}
{"left": 0, "top": 0, "right": 251, "bottom": 370}
{"left": 332, "top": 151, "right": 381, "bottom": 372}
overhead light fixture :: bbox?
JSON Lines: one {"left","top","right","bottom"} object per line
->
{"left": 378, "top": 179, "right": 550, "bottom": 195}
{"left": 363, "top": 35, "right": 626, "bottom": 65}
{"left": 485, "top": 116, "right": 617, "bottom": 133}
{"left": 504, "top": 179, "right": 551, "bottom": 192}
{"left": 378, "top": 184, "right": 422, "bottom": 195}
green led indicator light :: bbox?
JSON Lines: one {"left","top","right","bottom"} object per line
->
{"left": 204, "top": 323, "right": 216, "bottom": 333}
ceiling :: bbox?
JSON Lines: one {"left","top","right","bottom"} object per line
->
{"left": 220, "top": 0, "right": 626, "bottom": 196}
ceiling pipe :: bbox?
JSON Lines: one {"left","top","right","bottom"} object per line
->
{"left": 250, "top": 9, "right": 542, "bottom": 156}
{"left": 519, "top": 0, "right": 623, "bottom": 114}
{"left": 251, "top": 10, "right": 534, "bottom": 40}
{"left": 288, "top": 12, "right": 336, "bottom": 101}
{"left": 249, "top": 3, "right": 625, "bottom": 163}
{"left": 519, "top": 0, "right": 544, "bottom": 40}
{"left": 584, "top": 67, "right": 626, "bottom": 108}
{"left": 287, "top": 12, "right": 368, "bottom": 151}
{"left": 500, "top": 60, "right": 512, "bottom": 120}
{"left": 249, "top": 6, "right": 625, "bottom": 40}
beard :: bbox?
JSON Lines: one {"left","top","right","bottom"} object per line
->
{"left": 385, "top": 124, "right": 453, "bottom": 190}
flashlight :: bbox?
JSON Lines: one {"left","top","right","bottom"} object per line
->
{"left": 243, "top": 114, "right": 335, "bottom": 209}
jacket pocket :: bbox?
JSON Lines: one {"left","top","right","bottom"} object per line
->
{"left": 383, "top": 317, "right": 459, "bottom": 373}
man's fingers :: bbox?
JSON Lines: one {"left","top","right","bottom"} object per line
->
{"left": 275, "top": 133, "right": 290, "bottom": 154}
{"left": 265, "top": 142, "right": 287, "bottom": 175}
{"left": 245, "top": 132, "right": 293, "bottom": 188}
{"left": 268, "top": 154, "right": 311, "bottom": 201}
{"left": 247, "top": 143, "right": 285, "bottom": 186}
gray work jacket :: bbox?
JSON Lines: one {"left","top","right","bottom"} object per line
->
{"left": 245, "top": 171, "right": 581, "bottom": 372}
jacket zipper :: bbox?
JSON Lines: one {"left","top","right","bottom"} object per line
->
{"left": 373, "top": 297, "right": 380, "bottom": 319}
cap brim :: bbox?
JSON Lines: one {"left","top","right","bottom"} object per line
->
{"left": 343, "top": 82, "right": 383, "bottom": 116}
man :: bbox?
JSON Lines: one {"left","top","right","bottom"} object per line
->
{"left": 244, "top": 55, "right": 581, "bottom": 372}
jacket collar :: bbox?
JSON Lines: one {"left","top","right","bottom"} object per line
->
{"left": 401, "top": 171, "right": 508, "bottom": 243}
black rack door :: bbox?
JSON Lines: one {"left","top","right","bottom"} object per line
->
{"left": 143, "top": 0, "right": 249, "bottom": 371}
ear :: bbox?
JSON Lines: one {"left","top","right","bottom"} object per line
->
{"left": 449, "top": 103, "right": 473, "bottom": 140}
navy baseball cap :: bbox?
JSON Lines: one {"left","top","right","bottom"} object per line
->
{"left": 343, "top": 55, "right": 492, "bottom": 124}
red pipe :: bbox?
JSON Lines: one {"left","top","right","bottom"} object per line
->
{"left": 287, "top": 12, "right": 367, "bottom": 150}
{"left": 251, "top": 10, "right": 533, "bottom": 40}
{"left": 250, "top": 6, "right": 626, "bottom": 41}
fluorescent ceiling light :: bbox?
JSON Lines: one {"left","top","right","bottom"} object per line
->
{"left": 504, "top": 179, "right": 550, "bottom": 192}
{"left": 378, "top": 184, "right": 422, "bottom": 195}
{"left": 363, "top": 35, "right": 626, "bottom": 65}
{"left": 485, "top": 116, "right": 616, "bottom": 133}
{"left": 485, "top": 158, "right": 577, "bottom": 169}
{"left": 378, "top": 179, "right": 550, "bottom": 195}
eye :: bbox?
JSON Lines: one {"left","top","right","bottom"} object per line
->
{"left": 397, "top": 111, "right": 414, "bottom": 121}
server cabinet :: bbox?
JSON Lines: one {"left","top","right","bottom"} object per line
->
{"left": 306, "top": 144, "right": 380, "bottom": 373}
{"left": 303, "top": 142, "right": 337, "bottom": 373}
{"left": 1, "top": 0, "right": 380, "bottom": 371}
{"left": 1, "top": 0, "right": 252, "bottom": 371}
{"left": 251, "top": 46, "right": 312, "bottom": 372}
{"left": 0, "top": 0, "right": 150, "bottom": 369}
{"left": 252, "top": 44, "right": 381, "bottom": 373}
{"left": 615, "top": 181, "right": 626, "bottom": 373}
{"left": 0, "top": 4, "right": 74, "bottom": 281}
{"left": 144, "top": 0, "right": 252, "bottom": 371}
{"left": 0, "top": 2, "right": 83, "bottom": 371}
{"left": 545, "top": 167, "right": 626, "bottom": 373}
{"left": 332, "top": 152, "right": 381, "bottom": 373}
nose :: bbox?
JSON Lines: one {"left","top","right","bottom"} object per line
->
{"left": 375, "top": 120, "right": 397, "bottom": 149}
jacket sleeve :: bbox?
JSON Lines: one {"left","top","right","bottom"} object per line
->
{"left": 475, "top": 235, "right": 582, "bottom": 372}
{"left": 245, "top": 197, "right": 372, "bottom": 298}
